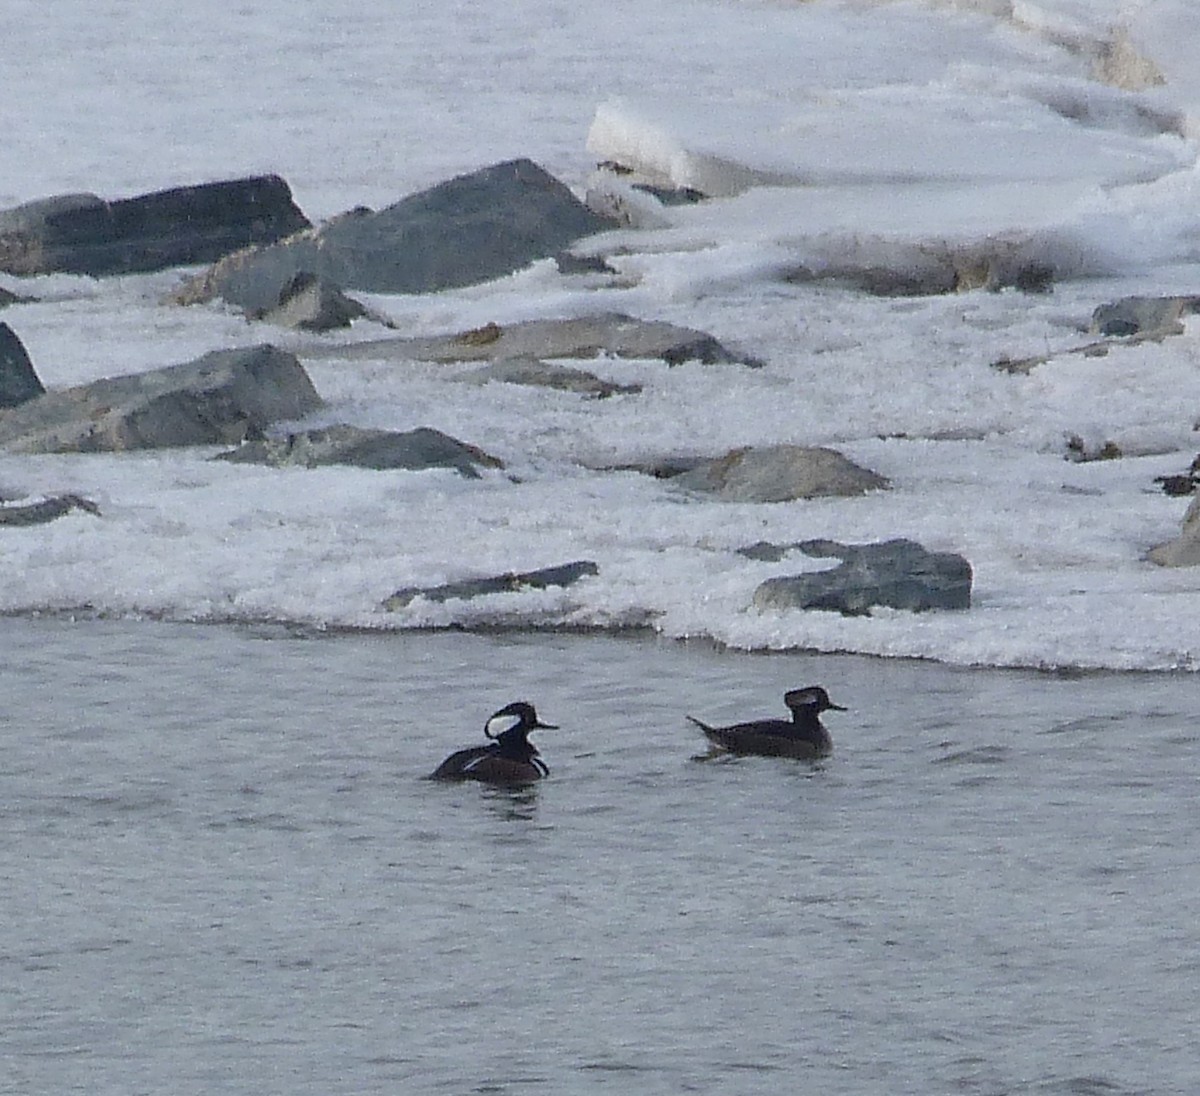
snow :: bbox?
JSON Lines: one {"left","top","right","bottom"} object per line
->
{"left": 3, "top": 0, "right": 1200, "bottom": 671}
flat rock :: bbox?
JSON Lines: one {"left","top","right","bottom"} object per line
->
{"left": 0, "top": 344, "right": 322, "bottom": 453}
{"left": 670, "top": 445, "right": 888, "bottom": 502}
{"left": 0, "top": 175, "right": 309, "bottom": 277}
{"left": 0, "top": 493, "right": 101, "bottom": 527}
{"left": 1091, "top": 295, "right": 1200, "bottom": 337}
{"left": 455, "top": 356, "right": 641, "bottom": 398}
{"left": 382, "top": 560, "right": 599, "bottom": 610}
{"left": 172, "top": 159, "right": 615, "bottom": 310}
{"left": 0, "top": 322, "right": 44, "bottom": 409}
{"left": 214, "top": 424, "right": 502, "bottom": 478}
{"left": 752, "top": 538, "right": 973, "bottom": 614}
{"left": 310, "top": 312, "right": 757, "bottom": 368}
{"left": 1147, "top": 494, "right": 1200, "bottom": 566}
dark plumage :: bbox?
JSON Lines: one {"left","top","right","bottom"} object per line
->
{"left": 688, "top": 686, "right": 845, "bottom": 760}
{"left": 429, "top": 701, "right": 556, "bottom": 785}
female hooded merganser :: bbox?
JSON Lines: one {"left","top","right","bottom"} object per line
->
{"left": 429, "top": 701, "right": 557, "bottom": 785}
{"left": 688, "top": 686, "right": 845, "bottom": 760}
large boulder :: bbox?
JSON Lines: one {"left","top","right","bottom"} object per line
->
{"left": 173, "top": 159, "right": 615, "bottom": 310}
{"left": 670, "top": 445, "right": 887, "bottom": 502}
{"left": 1147, "top": 495, "right": 1200, "bottom": 566}
{"left": 0, "top": 176, "right": 310, "bottom": 277}
{"left": 311, "top": 312, "right": 758, "bottom": 367}
{"left": 383, "top": 560, "right": 600, "bottom": 610}
{"left": 752, "top": 538, "right": 973, "bottom": 614}
{"left": 0, "top": 322, "right": 44, "bottom": 408}
{"left": 0, "top": 345, "right": 322, "bottom": 453}
{"left": 214, "top": 424, "right": 502, "bottom": 478}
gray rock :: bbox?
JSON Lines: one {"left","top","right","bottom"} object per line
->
{"left": 0, "top": 493, "right": 101, "bottom": 527}
{"left": 1, "top": 283, "right": 35, "bottom": 307}
{"left": 1091, "top": 295, "right": 1200, "bottom": 338}
{"left": 752, "top": 538, "right": 973, "bottom": 614}
{"left": 0, "top": 175, "right": 310, "bottom": 277}
{"left": 254, "top": 271, "right": 368, "bottom": 331}
{"left": 0, "top": 344, "right": 322, "bottom": 453}
{"left": 1, "top": 322, "right": 44, "bottom": 409}
{"left": 215, "top": 423, "right": 502, "bottom": 478}
{"left": 383, "top": 560, "right": 599, "bottom": 610}
{"left": 310, "top": 312, "right": 758, "bottom": 368}
{"left": 455, "top": 355, "right": 641, "bottom": 398}
{"left": 1147, "top": 494, "right": 1200, "bottom": 566}
{"left": 671, "top": 445, "right": 888, "bottom": 502}
{"left": 173, "top": 159, "right": 615, "bottom": 310}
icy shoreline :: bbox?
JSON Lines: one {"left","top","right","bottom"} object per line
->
{"left": 4, "top": 0, "right": 1200, "bottom": 672}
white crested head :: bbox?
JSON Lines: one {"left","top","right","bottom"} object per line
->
{"left": 485, "top": 710, "right": 524, "bottom": 738}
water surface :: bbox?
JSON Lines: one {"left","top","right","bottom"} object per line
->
{"left": 1, "top": 617, "right": 1195, "bottom": 1094}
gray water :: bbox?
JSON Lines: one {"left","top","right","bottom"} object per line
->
{"left": 1, "top": 616, "right": 1196, "bottom": 1095}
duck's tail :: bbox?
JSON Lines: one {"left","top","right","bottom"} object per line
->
{"left": 686, "top": 715, "right": 717, "bottom": 736}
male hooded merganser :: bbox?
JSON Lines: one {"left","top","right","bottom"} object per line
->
{"left": 429, "top": 701, "right": 557, "bottom": 784}
{"left": 688, "top": 686, "right": 845, "bottom": 759}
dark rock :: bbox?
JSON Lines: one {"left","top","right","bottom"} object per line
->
{"left": 0, "top": 322, "right": 44, "bottom": 409}
{"left": 307, "top": 312, "right": 759, "bottom": 368}
{"left": 382, "top": 560, "right": 600, "bottom": 610}
{"left": 0, "top": 175, "right": 310, "bottom": 277}
{"left": 1091, "top": 295, "right": 1200, "bottom": 337}
{"left": 455, "top": 356, "right": 642, "bottom": 398}
{"left": 670, "top": 445, "right": 888, "bottom": 502}
{"left": 254, "top": 271, "right": 368, "bottom": 331}
{"left": 631, "top": 182, "right": 707, "bottom": 205}
{"left": 554, "top": 252, "right": 617, "bottom": 276}
{"left": 173, "top": 159, "right": 616, "bottom": 310}
{"left": 1154, "top": 454, "right": 1200, "bottom": 496}
{"left": 0, "top": 493, "right": 101, "bottom": 527}
{"left": 1, "top": 283, "right": 35, "bottom": 307}
{"left": 752, "top": 538, "right": 973, "bottom": 614}
{"left": 0, "top": 344, "right": 322, "bottom": 453}
{"left": 215, "top": 424, "right": 502, "bottom": 478}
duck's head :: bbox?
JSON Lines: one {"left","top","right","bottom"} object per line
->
{"left": 484, "top": 701, "right": 558, "bottom": 739}
{"left": 784, "top": 686, "right": 847, "bottom": 714}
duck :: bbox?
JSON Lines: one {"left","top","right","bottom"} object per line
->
{"left": 687, "top": 686, "right": 845, "bottom": 759}
{"left": 429, "top": 701, "right": 557, "bottom": 784}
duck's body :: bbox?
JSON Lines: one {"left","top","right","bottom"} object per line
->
{"left": 688, "top": 686, "right": 844, "bottom": 760}
{"left": 429, "top": 701, "right": 555, "bottom": 785}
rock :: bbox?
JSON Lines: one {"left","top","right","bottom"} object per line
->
{"left": 752, "top": 538, "right": 973, "bottom": 614}
{"left": 1091, "top": 295, "right": 1200, "bottom": 338}
{"left": 670, "top": 445, "right": 888, "bottom": 502}
{"left": 0, "top": 344, "right": 322, "bottom": 453}
{"left": 455, "top": 356, "right": 642, "bottom": 398}
{"left": 0, "top": 322, "right": 44, "bottom": 409}
{"left": 308, "top": 312, "right": 759, "bottom": 368}
{"left": 254, "top": 271, "right": 368, "bottom": 331}
{"left": 382, "top": 560, "right": 600, "bottom": 610}
{"left": 172, "top": 159, "right": 615, "bottom": 310}
{"left": 1, "top": 283, "right": 35, "bottom": 307}
{"left": 0, "top": 176, "right": 310, "bottom": 277}
{"left": 1147, "top": 495, "right": 1200, "bottom": 566}
{"left": 0, "top": 493, "right": 101, "bottom": 527}
{"left": 214, "top": 424, "right": 502, "bottom": 478}
{"left": 1153, "top": 454, "right": 1200, "bottom": 497}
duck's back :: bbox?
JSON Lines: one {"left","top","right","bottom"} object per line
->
{"left": 429, "top": 743, "right": 495, "bottom": 780}
{"left": 689, "top": 716, "right": 831, "bottom": 759}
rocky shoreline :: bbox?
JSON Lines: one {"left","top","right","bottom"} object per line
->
{"left": 4, "top": 159, "right": 1200, "bottom": 631}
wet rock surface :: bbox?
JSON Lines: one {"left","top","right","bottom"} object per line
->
{"left": 751, "top": 538, "right": 973, "bottom": 614}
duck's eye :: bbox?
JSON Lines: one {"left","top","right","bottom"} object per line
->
{"left": 485, "top": 712, "right": 523, "bottom": 737}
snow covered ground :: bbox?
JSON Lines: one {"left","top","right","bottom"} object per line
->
{"left": 4, "top": 0, "right": 1200, "bottom": 671}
